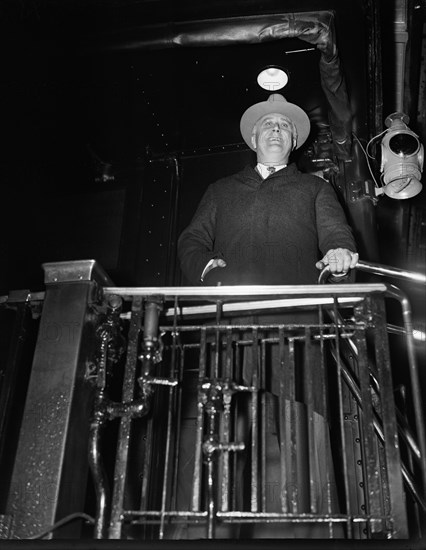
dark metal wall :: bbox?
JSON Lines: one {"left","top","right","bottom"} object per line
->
{"left": 0, "top": 0, "right": 424, "bottom": 294}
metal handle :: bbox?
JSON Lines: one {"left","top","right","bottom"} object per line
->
{"left": 318, "top": 259, "right": 426, "bottom": 285}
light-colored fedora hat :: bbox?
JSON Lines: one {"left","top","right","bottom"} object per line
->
{"left": 240, "top": 93, "right": 311, "bottom": 150}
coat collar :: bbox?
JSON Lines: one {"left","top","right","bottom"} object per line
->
{"left": 238, "top": 163, "right": 299, "bottom": 187}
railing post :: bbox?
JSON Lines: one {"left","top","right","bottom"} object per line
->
{"left": 5, "top": 260, "right": 113, "bottom": 539}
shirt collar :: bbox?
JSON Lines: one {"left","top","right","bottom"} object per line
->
{"left": 256, "top": 163, "right": 287, "bottom": 179}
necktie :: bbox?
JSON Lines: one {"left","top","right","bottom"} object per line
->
{"left": 267, "top": 166, "right": 276, "bottom": 175}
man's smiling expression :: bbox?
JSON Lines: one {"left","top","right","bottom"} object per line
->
{"left": 251, "top": 113, "right": 297, "bottom": 164}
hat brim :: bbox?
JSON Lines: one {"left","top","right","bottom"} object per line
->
{"left": 240, "top": 98, "right": 311, "bottom": 150}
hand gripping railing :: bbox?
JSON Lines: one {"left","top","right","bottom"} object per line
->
{"left": 318, "top": 259, "right": 426, "bottom": 286}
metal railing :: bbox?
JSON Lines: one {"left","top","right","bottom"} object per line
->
{"left": 318, "top": 259, "right": 426, "bottom": 285}
{"left": 88, "top": 282, "right": 422, "bottom": 540}
{"left": 1, "top": 259, "right": 424, "bottom": 541}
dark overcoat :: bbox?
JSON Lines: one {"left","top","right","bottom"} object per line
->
{"left": 178, "top": 163, "right": 356, "bottom": 286}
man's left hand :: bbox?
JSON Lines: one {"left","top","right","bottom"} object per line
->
{"left": 316, "top": 248, "right": 359, "bottom": 274}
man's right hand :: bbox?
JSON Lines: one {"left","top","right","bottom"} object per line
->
{"left": 201, "top": 258, "right": 227, "bottom": 282}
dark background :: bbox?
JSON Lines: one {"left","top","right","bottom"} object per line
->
{"left": 0, "top": 0, "right": 425, "bottom": 292}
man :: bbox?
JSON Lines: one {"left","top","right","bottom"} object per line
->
{"left": 178, "top": 93, "right": 358, "bottom": 286}
{"left": 175, "top": 94, "right": 358, "bottom": 538}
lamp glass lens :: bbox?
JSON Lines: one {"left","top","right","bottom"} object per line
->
{"left": 389, "top": 133, "right": 419, "bottom": 156}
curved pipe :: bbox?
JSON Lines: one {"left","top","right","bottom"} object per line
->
{"left": 88, "top": 11, "right": 335, "bottom": 51}
{"left": 329, "top": 346, "right": 425, "bottom": 511}
{"left": 385, "top": 284, "right": 426, "bottom": 496}
{"left": 328, "top": 306, "right": 421, "bottom": 464}
{"left": 83, "top": 11, "right": 351, "bottom": 158}
{"left": 88, "top": 405, "right": 110, "bottom": 539}
{"left": 88, "top": 394, "right": 149, "bottom": 538}
{"left": 318, "top": 263, "right": 426, "bottom": 498}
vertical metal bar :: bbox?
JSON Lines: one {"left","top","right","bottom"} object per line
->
{"left": 206, "top": 410, "right": 217, "bottom": 539}
{"left": 318, "top": 306, "right": 333, "bottom": 537}
{"left": 213, "top": 302, "right": 222, "bottom": 379}
{"left": 333, "top": 297, "right": 352, "bottom": 538}
{"left": 141, "top": 302, "right": 168, "bottom": 513}
{"left": 158, "top": 309, "right": 180, "bottom": 537}
{"left": 318, "top": 306, "right": 329, "bottom": 424}
{"left": 224, "top": 328, "right": 232, "bottom": 379}
{"left": 231, "top": 340, "right": 241, "bottom": 511}
{"left": 207, "top": 456, "right": 216, "bottom": 538}
{"left": 260, "top": 339, "right": 267, "bottom": 512}
{"left": 140, "top": 417, "right": 154, "bottom": 511}
{"left": 171, "top": 340, "right": 185, "bottom": 512}
{"left": 159, "top": 385, "right": 178, "bottom": 538}
{"left": 220, "top": 329, "right": 233, "bottom": 512}
{"left": 191, "top": 328, "right": 207, "bottom": 511}
{"left": 140, "top": 298, "right": 163, "bottom": 529}
{"left": 373, "top": 297, "right": 408, "bottom": 538}
{"left": 353, "top": 301, "right": 382, "bottom": 536}
{"left": 250, "top": 328, "right": 259, "bottom": 512}
{"left": 169, "top": 298, "right": 182, "bottom": 514}
{"left": 159, "top": 362, "right": 179, "bottom": 538}
{"left": 108, "top": 296, "right": 143, "bottom": 539}
{"left": 165, "top": 156, "right": 180, "bottom": 286}
{"left": 287, "top": 338, "right": 298, "bottom": 514}
{"left": 304, "top": 327, "right": 317, "bottom": 514}
{"left": 278, "top": 327, "right": 288, "bottom": 514}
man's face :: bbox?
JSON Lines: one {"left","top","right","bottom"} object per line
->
{"left": 251, "top": 113, "right": 297, "bottom": 163}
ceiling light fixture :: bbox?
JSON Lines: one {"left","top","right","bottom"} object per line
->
{"left": 257, "top": 66, "right": 289, "bottom": 91}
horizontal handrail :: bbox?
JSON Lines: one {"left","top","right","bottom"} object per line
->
{"left": 318, "top": 260, "right": 426, "bottom": 285}
{"left": 103, "top": 283, "right": 387, "bottom": 300}
{"left": 356, "top": 260, "right": 426, "bottom": 284}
